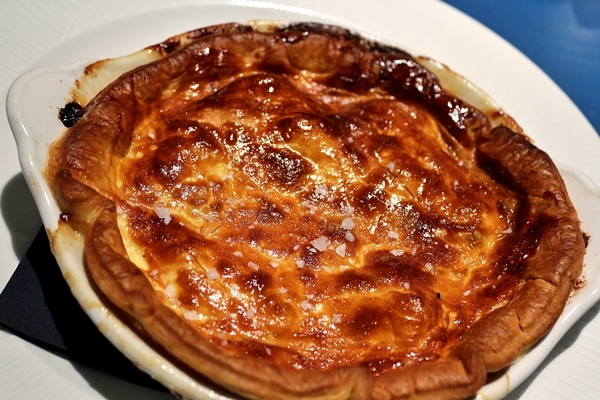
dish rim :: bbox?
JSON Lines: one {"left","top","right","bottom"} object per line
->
{"left": 7, "top": 17, "right": 600, "bottom": 400}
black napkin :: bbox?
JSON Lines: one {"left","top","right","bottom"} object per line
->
{"left": 0, "top": 228, "right": 167, "bottom": 392}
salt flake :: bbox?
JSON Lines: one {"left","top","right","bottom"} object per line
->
{"left": 311, "top": 236, "right": 329, "bottom": 251}
{"left": 154, "top": 205, "right": 172, "bottom": 225}
{"left": 335, "top": 243, "right": 347, "bottom": 258}
{"left": 332, "top": 314, "right": 342, "bottom": 324}
{"left": 345, "top": 231, "right": 355, "bottom": 242}
{"left": 341, "top": 217, "right": 355, "bottom": 230}
{"left": 206, "top": 268, "right": 220, "bottom": 280}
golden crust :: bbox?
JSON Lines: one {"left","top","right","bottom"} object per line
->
{"left": 46, "top": 22, "right": 585, "bottom": 399}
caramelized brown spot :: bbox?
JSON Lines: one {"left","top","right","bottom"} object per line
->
{"left": 346, "top": 305, "right": 388, "bottom": 337}
{"left": 353, "top": 184, "right": 388, "bottom": 215}
{"left": 337, "top": 270, "right": 376, "bottom": 292}
{"left": 241, "top": 271, "right": 272, "bottom": 295}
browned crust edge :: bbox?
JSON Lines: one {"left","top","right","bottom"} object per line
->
{"left": 452, "top": 126, "right": 586, "bottom": 371}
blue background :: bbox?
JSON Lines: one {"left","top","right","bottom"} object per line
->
{"left": 444, "top": 0, "right": 600, "bottom": 137}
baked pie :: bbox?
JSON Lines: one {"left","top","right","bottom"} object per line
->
{"left": 45, "top": 22, "right": 586, "bottom": 399}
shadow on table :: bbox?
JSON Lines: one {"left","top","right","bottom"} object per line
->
{"left": 0, "top": 173, "right": 41, "bottom": 259}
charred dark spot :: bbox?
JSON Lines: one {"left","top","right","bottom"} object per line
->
{"left": 156, "top": 38, "right": 182, "bottom": 54}
{"left": 583, "top": 232, "right": 590, "bottom": 248}
{"left": 59, "top": 102, "right": 84, "bottom": 127}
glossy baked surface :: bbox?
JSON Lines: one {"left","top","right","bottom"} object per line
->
{"left": 44, "top": 22, "right": 584, "bottom": 399}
